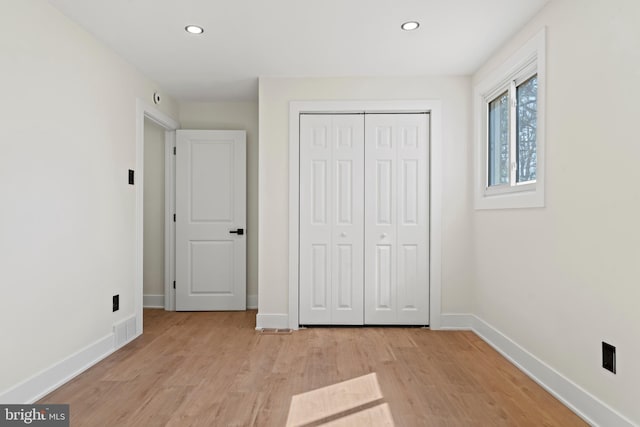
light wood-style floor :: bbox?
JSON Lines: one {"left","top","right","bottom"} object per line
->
{"left": 40, "top": 309, "right": 587, "bottom": 426}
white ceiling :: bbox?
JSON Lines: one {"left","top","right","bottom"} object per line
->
{"left": 48, "top": 0, "right": 550, "bottom": 101}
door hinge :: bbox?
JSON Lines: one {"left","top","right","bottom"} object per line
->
{"left": 173, "top": 146, "right": 176, "bottom": 155}
{"left": 173, "top": 213, "right": 176, "bottom": 222}
{"left": 173, "top": 281, "right": 176, "bottom": 289}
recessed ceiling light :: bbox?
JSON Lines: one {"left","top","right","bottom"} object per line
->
{"left": 401, "top": 21, "right": 420, "bottom": 31}
{"left": 185, "top": 25, "right": 204, "bottom": 35}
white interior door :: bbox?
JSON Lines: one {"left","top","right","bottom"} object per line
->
{"left": 299, "top": 114, "right": 365, "bottom": 324}
{"left": 175, "top": 130, "right": 246, "bottom": 311}
{"left": 364, "top": 114, "right": 429, "bottom": 324}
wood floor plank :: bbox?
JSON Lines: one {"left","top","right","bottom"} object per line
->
{"left": 39, "top": 310, "right": 587, "bottom": 426}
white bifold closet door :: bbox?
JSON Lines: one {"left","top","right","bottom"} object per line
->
{"left": 364, "top": 114, "right": 429, "bottom": 325}
{"left": 299, "top": 114, "right": 365, "bottom": 325}
{"left": 299, "top": 113, "right": 429, "bottom": 325}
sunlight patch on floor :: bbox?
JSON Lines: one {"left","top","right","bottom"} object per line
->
{"left": 286, "top": 373, "right": 395, "bottom": 427}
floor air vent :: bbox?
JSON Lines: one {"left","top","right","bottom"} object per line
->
{"left": 260, "top": 328, "right": 292, "bottom": 335}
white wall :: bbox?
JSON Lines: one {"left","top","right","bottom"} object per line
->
{"left": 179, "top": 101, "right": 259, "bottom": 307}
{"left": 0, "top": 0, "right": 178, "bottom": 395}
{"left": 258, "top": 76, "right": 473, "bottom": 320}
{"left": 143, "top": 119, "right": 165, "bottom": 297}
{"left": 472, "top": 0, "right": 640, "bottom": 423}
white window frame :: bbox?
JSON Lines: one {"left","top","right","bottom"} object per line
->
{"left": 474, "top": 28, "right": 546, "bottom": 209}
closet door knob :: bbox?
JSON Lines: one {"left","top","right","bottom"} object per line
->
{"left": 381, "top": 233, "right": 387, "bottom": 239}
{"left": 340, "top": 232, "right": 347, "bottom": 237}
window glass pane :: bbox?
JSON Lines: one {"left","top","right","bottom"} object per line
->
{"left": 488, "top": 92, "right": 510, "bottom": 186}
{"left": 516, "top": 75, "right": 537, "bottom": 183}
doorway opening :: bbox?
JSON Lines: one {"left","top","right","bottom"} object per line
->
{"left": 135, "top": 99, "right": 179, "bottom": 336}
{"left": 143, "top": 118, "right": 168, "bottom": 310}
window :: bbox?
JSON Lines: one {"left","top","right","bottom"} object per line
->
{"left": 487, "top": 75, "right": 538, "bottom": 189}
{"left": 488, "top": 91, "right": 510, "bottom": 187}
{"left": 474, "top": 29, "right": 545, "bottom": 209}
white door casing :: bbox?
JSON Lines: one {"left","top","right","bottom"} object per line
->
{"left": 176, "top": 130, "right": 246, "bottom": 311}
{"left": 299, "top": 114, "right": 365, "bottom": 324}
{"left": 364, "top": 114, "right": 429, "bottom": 324}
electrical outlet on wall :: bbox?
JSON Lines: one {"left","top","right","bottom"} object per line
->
{"left": 602, "top": 342, "right": 616, "bottom": 374}
{"left": 113, "top": 295, "right": 120, "bottom": 312}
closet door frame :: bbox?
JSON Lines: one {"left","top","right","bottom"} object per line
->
{"left": 288, "top": 100, "right": 444, "bottom": 330}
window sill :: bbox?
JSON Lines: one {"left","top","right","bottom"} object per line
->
{"left": 475, "top": 185, "right": 544, "bottom": 210}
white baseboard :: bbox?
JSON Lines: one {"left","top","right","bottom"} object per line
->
{"left": 439, "top": 313, "right": 473, "bottom": 330}
{"left": 143, "top": 294, "right": 165, "bottom": 308}
{"left": 255, "top": 313, "right": 289, "bottom": 330}
{"left": 247, "top": 294, "right": 258, "bottom": 309}
{"left": 0, "top": 315, "right": 141, "bottom": 404}
{"left": 471, "top": 315, "right": 635, "bottom": 427}
{"left": 0, "top": 333, "right": 115, "bottom": 404}
{"left": 149, "top": 295, "right": 257, "bottom": 310}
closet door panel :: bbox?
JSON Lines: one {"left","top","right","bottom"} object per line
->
{"left": 365, "top": 115, "right": 398, "bottom": 324}
{"left": 300, "top": 115, "right": 333, "bottom": 324}
{"left": 365, "top": 114, "right": 429, "bottom": 325}
{"left": 300, "top": 114, "right": 364, "bottom": 325}
{"left": 331, "top": 115, "right": 365, "bottom": 324}
{"left": 396, "top": 116, "right": 429, "bottom": 324}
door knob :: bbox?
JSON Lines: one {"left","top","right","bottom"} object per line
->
{"left": 229, "top": 228, "right": 244, "bottom": 235}
{"left": 341, "top": 232, "right": 347, "bottom": 237}
{"left": 381, "top": 233, "right": 387, "bottom": 239}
